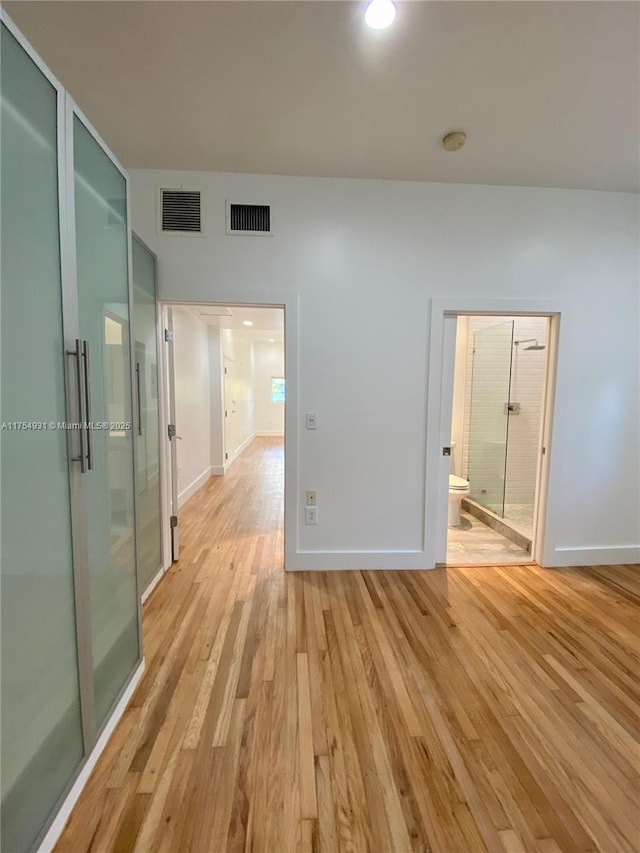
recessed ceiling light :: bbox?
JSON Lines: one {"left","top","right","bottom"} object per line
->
{"left": 365, "top": 0, "right": 396, "bottom": 30}
{"left": 269, "top": 338, "right": 275, "bottom": 343}
{"left": 243, "top": 320, "right": 254, "bottom": 326}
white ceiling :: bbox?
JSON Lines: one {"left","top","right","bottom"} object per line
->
{"left": 5, "top": 1, "right": 639, "bottom": 192}
{"left": 191, "top": 304, "right": 284, "bottom": 338}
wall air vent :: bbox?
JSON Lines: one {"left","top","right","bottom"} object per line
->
{"left": 161, "top": 189, "right": 202, "bottom": 234}
{"left": 226, "top": 202, "right": 272, "bottom": 236}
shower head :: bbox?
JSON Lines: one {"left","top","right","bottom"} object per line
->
{"left": 515, "top": 338, "right": 546, "bottom": 351}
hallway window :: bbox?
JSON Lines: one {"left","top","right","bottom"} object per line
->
{"left": 271, "top": 377, "right": 285, "bottom": 403}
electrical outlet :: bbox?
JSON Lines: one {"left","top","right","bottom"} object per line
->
{"left": 305, "top": 506, "right": 318, "bottom": 525}
{"left": 305, "top": 490, "right": 317, "bottom": 506}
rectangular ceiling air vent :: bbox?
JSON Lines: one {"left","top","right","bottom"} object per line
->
{"left": 161, "top": 189, "right": 202, "bottom": 234}
{"left": 226, "top": 202, "right": 272, "bottom": 236}
{"left": 198, "top": 307, "right": 233, "bottom": 318}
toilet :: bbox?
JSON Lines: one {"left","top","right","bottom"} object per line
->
{"left": 448, "top": 475, "right": 470, "bottom": 527}
{"left": 447, "top": 441, "right": 470, "bottom": 527}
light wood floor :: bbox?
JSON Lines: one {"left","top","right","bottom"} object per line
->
{"left": 55, "top": 437, "right": 640, "bottom": 852}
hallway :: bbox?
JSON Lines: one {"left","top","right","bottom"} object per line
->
{"left": 55, "top": 437, "right": 639, "bottom": 852}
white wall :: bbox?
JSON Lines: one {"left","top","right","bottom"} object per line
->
{"left": 208, "top": 324, "right": 225, "bottom": 474}
{"left": 221, "top": 328, "right": 255, "bottom": 461}
{"left": 450, "top": 316, "right": 469, "bottom": 477}
{"left": 254, "top": 339, "right": 285, "bottom": 435}
{"left": 172, "top": 320, "right": 274, "bottom": 492}
{"left": 133, "top": 171, "right": 640, "bottom": 568}
{"left": 171, "top": 306, "right": 211, "bottom": 506}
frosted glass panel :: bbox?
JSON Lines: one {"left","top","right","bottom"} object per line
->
{"left": 132, "top": 237, "right": 162, "bottom": 591}
{"left": 73, "top": 117, "right": 140, "bottom": 728}
{"left": 1, "top": 25, "right": 84, "bottom": 853}
{"left": 467, "top": 321, "right": 513, "bottom": 515}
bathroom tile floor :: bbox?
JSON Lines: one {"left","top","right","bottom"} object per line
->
{"left": 447, "top": 510, "right": 533, "bottom": 565}
{"left": 503, "top": 503, "right": 534, "bottom": 537}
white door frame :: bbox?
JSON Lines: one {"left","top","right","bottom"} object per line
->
{"left": 164, "top": 307, "right": 180, "bottom": 561}
{"left": 157, "top": 294, "right": 297, "bottom": 571}
{"left": 157, "top": 304, "right": 172, "bottom": 571}
{"left": 425, "top": 297, "right": 564, "bottom": 568}
{"left": 222, "top": 353, "right": 239, "bottom": 468}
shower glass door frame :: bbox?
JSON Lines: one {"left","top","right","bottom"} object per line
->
{"left": 467, "top": 320, "right": 515, "bottom": 518}
{"left": 467, "top": 319, "right": 550, "bottom": 536}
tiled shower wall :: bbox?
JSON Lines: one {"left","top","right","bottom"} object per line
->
{"left": 461, "top": 316, "right": 548, "bottom": 512}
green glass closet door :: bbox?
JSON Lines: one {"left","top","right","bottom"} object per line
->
{"left": 73, "top": 116, "right": 140, "bottom": 729}
{"left": 0, "top": 25, "right": 84, "bottom": 853}
{"left": 132, "top": 237, "right": 162, "bottom": 592}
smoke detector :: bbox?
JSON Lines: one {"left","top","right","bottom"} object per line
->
{"left": 442, "top": 131, "right": 467, "bottom": 152}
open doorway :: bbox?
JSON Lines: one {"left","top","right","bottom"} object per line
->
{"left": 161, "top": 303, "right": 285, "bottom": 564}
{"left": 446, "top": 314, "right": 553, "bottom": 565}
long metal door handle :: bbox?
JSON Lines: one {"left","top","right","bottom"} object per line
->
{"left": 135, "top": 361, "right": 143, "bottom": 436}
{"left": 82, "top": 340, "right": 93, "bottom": 471}
{"left": 68, "top": 338, "right": 87, "bottom": 473}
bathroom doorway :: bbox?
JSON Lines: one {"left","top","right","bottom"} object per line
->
{"left": 446, "top": 315, "right": 552, "bottom": 565}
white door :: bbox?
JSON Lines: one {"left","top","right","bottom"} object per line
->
{"left": 435, "top": 314, "right": 458, "bottom": 564}
{"left": 165, "top": 308, "right": 180, "bottom": 560}
{"left": 223, "top": 356, "right": 241, "bottom": 464}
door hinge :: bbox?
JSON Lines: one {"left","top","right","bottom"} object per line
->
{"left": 225, "top": 410, "right": 228, "bottom": 417}
{"left": 168, "top": 423, "right": 176, "bottom": 439}
{"left": 164, "top": 328, "right": 173, "bottom": 342}
{"left": 224, "top": 367, "right": 227, "bottom": 375}
{"left": 170, "top": 515, "right": 178, "bottom": 528}
{"left": 225, "top": 452, "right": 228, "bottom": 460}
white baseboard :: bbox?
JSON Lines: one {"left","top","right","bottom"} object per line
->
{"left": 210, "top": 464, "right": 226, "bottom": 476}
{"left": 37, "top": 660, "right": 145, "bottom": 853}
{"left": 543, "top": 545, "right": 640, "bottom": 568}
{"left": 291, "top": 545, "right": 640, "bottom": 572}
{"left": 226, "top": 433, "right": 255, "bottom": 468}
{"left": 141, "top": 565, "right": 164, "bottom": 604}
{"left": 291, "top": 550, "right": 434, "bottom": 571}
{"left": 178, "top": 467, "right": 212, "bottom": 508}
{"left": 255, "top": 430, "right": 284, "bottom": 437}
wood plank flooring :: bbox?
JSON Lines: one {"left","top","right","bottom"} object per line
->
{"left": 55, "top": 437, "right": 640, "bottom": 852}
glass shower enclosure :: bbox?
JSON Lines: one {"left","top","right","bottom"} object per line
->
{"left": 467, "top": 320, "right": 546, "bottom": 538}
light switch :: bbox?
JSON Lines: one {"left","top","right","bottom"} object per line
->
{"left": 306, "top": 413, "right": 317, "bottom": 430}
